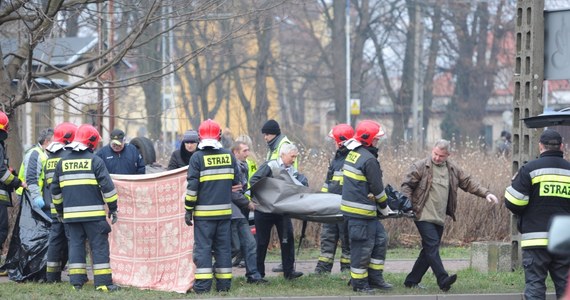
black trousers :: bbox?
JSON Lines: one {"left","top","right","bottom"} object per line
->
{"left": 345, "top": 217, "right": 387, "bottom": 289}
{"left": 67, "top": 220, "right": 112, "bottom": 288}
{"left": 254, "top": 211, "right": 295, "bottom": 278}
{"left": 193, "top": 219, "right": 232, "bottom": 293}
{"left": 46, "top": 221, "right": 69, "bottom": 282}
{"left": 523, "top": 248, "right": 570, "bottom": 300}
{"left": 0, "top": 205, "right": 7, "bottom": 254}
{"left": 316, "top": 222, "right": 350, "bottom": 272}
{"left": 404, "top": 221, "right": 448, "bottom": 288}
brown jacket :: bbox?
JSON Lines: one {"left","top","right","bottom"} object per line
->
{"left": 400, "top": 156, "right": 490, "bottom": 221}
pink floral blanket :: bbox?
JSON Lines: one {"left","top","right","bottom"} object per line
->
{"left": 108, "top": 167, "right": 194, "bottom": 293}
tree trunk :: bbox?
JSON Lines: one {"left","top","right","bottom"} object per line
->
{"left": 332, "top": 0, "right": 347, "bottom": 124}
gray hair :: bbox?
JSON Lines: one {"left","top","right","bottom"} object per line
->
{"left": 434, "top": 139, "right": 451, "bottom": 152}
{"left": 279, "top": 143, "right": 298, "bottom": 156}
{"left": 38, "top": 128, "right": 54, "bottom": 144}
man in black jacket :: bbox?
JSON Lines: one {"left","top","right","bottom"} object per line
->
{"left": 96, "top": 129, "right": 145, "bottom": 174}
{"left": 505, "top": 129, "right": 570, "bottom": 299}
{"left": 167, "top": 130, "right": 198, "bottom": 170}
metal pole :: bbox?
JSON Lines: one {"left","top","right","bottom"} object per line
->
{"left": 345, "top": 0, "right": 351, "bottom": 125}
{"left": 411, "top": 1, "right": 420, "bottom": 151}
{"left": 412, "top": 1, "right": 423, "bottom": 152}
{"left": 108, "top": 0, "right": 115, "bottom": 131}
{"left": 161, "top": 5, "right": 168, "bottom": 151}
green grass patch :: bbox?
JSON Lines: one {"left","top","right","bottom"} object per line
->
{"left": 0, "top": 268, "right": 536, "bottom": 300}
{"left": 267, "top": 245, "right": 471, "bottom": 261}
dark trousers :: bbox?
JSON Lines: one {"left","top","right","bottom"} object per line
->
{"left": 405, "top": 221, "right": 448, "bottom": 288}
{"left": 523, "top": 248, "right": 570, "bottom": 300}
{"left": 316, "top": 222, "right": 350, "bottom": 272}
{"left": 46, "top": 221, "right": 69, "bottom": 282}
{"left": 232, "top": 218, "right": 262, "bottom": 280}
{"left": 345, "top": 217, "right": 387, "bottom": 289}
{"left": 67, "top": 221, "right": 112, "bottom": 288}
{"left": 230, "top": 221, "right": 241, "bottom": 259}
{"left": 0, "top": 205, "right": 7, "bottom": 254}
{"left": 193, "top": 219, "right": 232, "bottom": 293}
{"left": 254, "top": 211, "right": 295, "bottom": 278}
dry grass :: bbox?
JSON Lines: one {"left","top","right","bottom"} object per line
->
{"left": 289, "top": 142, "right": 512, "bottom": 250}
{"left": 1, "top": 142, "right": 513, "bottom": 255}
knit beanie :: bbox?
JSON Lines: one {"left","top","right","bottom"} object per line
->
{"left": 182, "top": 130, "right": 199, "bottom": 143}
{"left": 261, "top": 119, "right": 281, "bottom": 135}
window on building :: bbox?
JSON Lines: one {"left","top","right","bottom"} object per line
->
{"left": 32, "top": 101, "right": 52, "bottom": 144}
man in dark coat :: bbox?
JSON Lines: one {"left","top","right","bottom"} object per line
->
{"left": 167, "top": 130, "right": 199, "bottom": 170}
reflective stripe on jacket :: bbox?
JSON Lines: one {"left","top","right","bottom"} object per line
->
{"left": 341, "top": 146, "right": 386, "bottom": 219}
{"left": 44, "top": 145, "right": 71, "bottom": 219}
{"left": 321, "top": 147, "right": 349, "bottom": 194}
{"left": 505, "top": 150, "right": 570, "bottom": 249}
{"left": 17, "top": 144, "right": 47, "bottom": 199}
{"left": 185, "top": 148, "right": 239, "bottom": 220}
{"left": 51, "top": 150, "right": 118, "bottom": 223}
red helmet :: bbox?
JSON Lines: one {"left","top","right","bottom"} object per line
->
{"left": 74, "top": 124, "right": 101, "bottom": 150}
{"left": 198, "top": 119, "right": 221, "bottom": 140}
{"left": 355, "top": 120, "right": 385, "bottom": 146}
{"left": 0, "top": 111, "right": 9, "bottom": 132}
{"left": 53, "top": 122, "right": 78, "bottom": 144}
{"left": 329, "top": 124, "right": 354, "bottom": 146}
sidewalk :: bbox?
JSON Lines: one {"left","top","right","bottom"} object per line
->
{"left": 232, "top": 258, "right": 470, "bottom": 277}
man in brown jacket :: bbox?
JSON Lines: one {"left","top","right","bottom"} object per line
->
{"left": 401, "top": 139, "right": 498, "bottom": 291}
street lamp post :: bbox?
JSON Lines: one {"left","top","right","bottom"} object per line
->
{"left": 345, "top": 0, "right": 351, "bottom": 125}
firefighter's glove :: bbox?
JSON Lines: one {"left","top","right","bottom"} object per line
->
{"left": 56, "top": 214, "right": 64, "bottom": 223}
{"left": 185, "top": 211, "right": 193, "bottom": 226}
{"left": 33, "top": 196, "right": 45, "bottom": 209}
{"left": 108, "top": 211, "right": 118, "bottom": 225}
{"left": 379, "top": 205, "right": 396, "bottom": 217}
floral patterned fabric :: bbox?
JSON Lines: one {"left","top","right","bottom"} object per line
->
{"left": 109, "top": 167, "right": 194, "bottom": 293}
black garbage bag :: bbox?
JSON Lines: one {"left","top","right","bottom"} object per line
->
{"left": 379, "top": 184, "right": 416, "bottom": 219}
{"left": 1, "top": 192, "right": 51, "bottom": 282}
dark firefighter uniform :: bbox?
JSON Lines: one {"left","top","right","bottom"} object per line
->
{"left": 341, "top": 145, "right": 388, "bottom": 291}
{"left": 44, "top": 143, "right": 72, "bottom": 282}
{"left": 0, "top": 141, "right": 22, "bottom": 258}
{"left": 316, "top": 146, "right": 350, "bottom": 273}
{"left": 185, "top": 148, "right": 239, "bottom": 293}
{"left": 505, "top": 149, "right": 570, "bottom": 299}
{"left": 51, "top": 149, "right": 118, "bottom": 290}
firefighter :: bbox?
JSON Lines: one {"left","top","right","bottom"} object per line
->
{"left": 51, "top": 124, "right": 119, "bottom": 292}
{"left": 505, "top": 129, "right": 570, "bottom": 300}
{"left": 44, "top": 122, "right": 77, "bottom": 283}
{"left": 315, "top": 124, "right": 354, "bottom": 274}
{"left": 341, "top": 120, "right": 393, "bottom": 294}
{"left": 185, "top": 119, "right": 240, "bottom": 293}
{"left": 0, "top": 112, "right": 26, "bottom": 276}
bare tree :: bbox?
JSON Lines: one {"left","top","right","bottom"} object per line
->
{"left": 440, "top": 0, "right": 513, "bottom": 145}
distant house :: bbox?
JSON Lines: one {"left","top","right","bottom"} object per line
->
{"left": 1, "top": 37, "right": 131, "bottom": 149}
